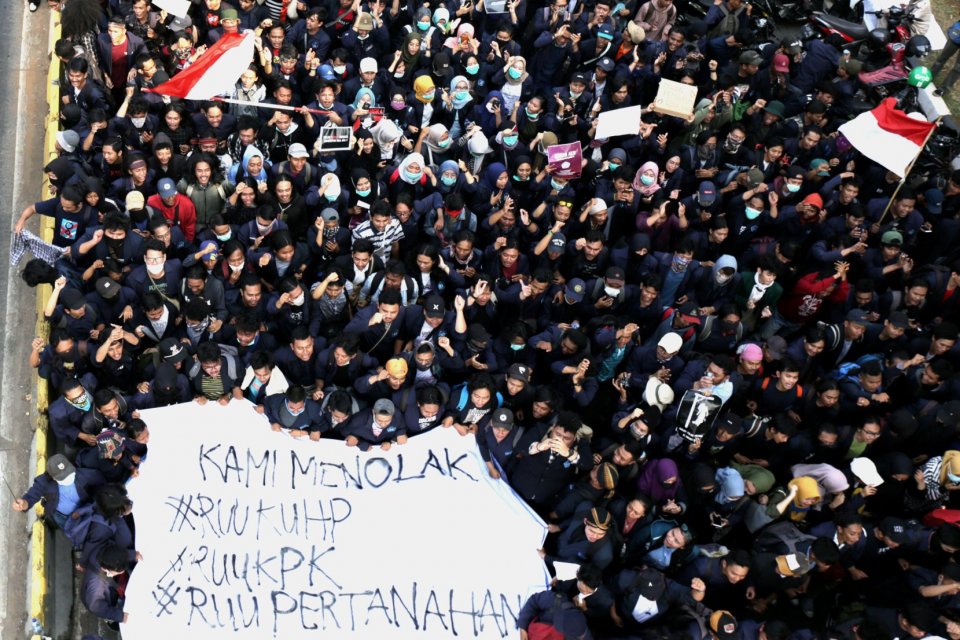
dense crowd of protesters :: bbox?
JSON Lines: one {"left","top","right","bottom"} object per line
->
{"left": 10, "top": 0, "right": 960, "bottom": 636}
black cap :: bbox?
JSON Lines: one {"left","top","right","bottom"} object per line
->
{"left": 60, "top": 288, "right": 86, "bottom": 310}
{"left": 491, "top": 409, "right": 514, "bottom": 430}
{"left": 424, "top": 295, "right": 446, "bottom": 318}
{"left": 507, "top": 363, "right": 531, "bottom": 383}
{"left": 159, "top": 338, "right": 191, "bottom": 364}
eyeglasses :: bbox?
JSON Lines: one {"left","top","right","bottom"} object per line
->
{"left": 145, "top": 256, "right": 164, "bottom": 264}
{"left": 859, "top": 428, "right": 881, "bottom": 439}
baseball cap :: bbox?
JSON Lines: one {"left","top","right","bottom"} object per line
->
{"left": 785, "top": 164, "right": 805, "bottom": 179}
{"left": 634, "top": 567, "right": 666, "bottom": 600}
{"left": 548, "top": 232, "right": 566, "bottom": 253}
{"left": 47, "top": 453, "right": 76, "bottom": 482}
{"left": 605, "top": 266, "right": 625, "bottom": 282}
{"left": 881, "top": 230, "right": 904, "bottom": 246}
{"left": 57, "top": 129, "right": 80, "bottom": 153}
{"left": 698, "top": 181, "right": 717, "bottom": 206}
{"left": 810, "top": 158, "right": 830, "bottom": 176}
{"left": 373, "top": 398, "right": 395, "bottom": 417}
{"left": 168, "top": 15, "right": 192, "bottom": 31}
{"left": 565, "top": 278, "right": 586, "bottom": 303}
{"left": 423, "top": 295, "right": 446, "bottom": 318}
{"left": 924, "top": 187, "right": 945, "bottom": 214}
{"left": 357, "top": 12, "right": 374, "bottom": 30}
{"left": 739, "top": 50, "right": 763, "bottom": 66}
{"left": 359, "top": 57, "right": 377, "bottom": 73}
{"left": 710, "top": 611, "right": 738, "bottom": 639}
{"left": 158, "top": 177, "right": 177, "bottom": 199}
{"left": 125, "top": 190, "right": 145, "bottom": 211}
{"left": 775, "top": 552, "right": 812, "bottom": 577}
{"left": 879, "top": 516, "right": 910, "bottom": 544}
{"left": 60, "top": 288, "right": 86, "bottom": 311}
{"left": 97, "top": 430, "right": 126, "bottom": 461}
{"left": 590, "top": 198, "right": 609, "bottom": 214}
{"left": 597, "top": 23, "right": 614, "bottom": 39}
{"left": 772, "top": 53, "right": 790, "bottom": 73}
{"left": 802, "top": 193, "right": 824, "bottom": 209}
{"left": 288, "top": 143, "right": 309, "bottom": 158}
{"left": 850, "top": 457, "right": 884, "bottom": 487}
{"left": 220, "top": 6, "right": 238, "bottom": 20}
{"left": 676, "top": 300, "right": 702, "bottom": 325}
{"left": 199, "top": 240, "right": 219, "bottom": 262}
{"left": 467, "top": 324, "right": 490, "bottom": 348}
{"left": 744, "top": 167, "right": 766, "bottom": 189}
{"left": 658, "top": 332, "right": 682, "bottom": 354}
{"left": 318, "top": 64, "right": 336, "bottom": 80}
{"left": 159, "top": 338, "right": 191, "bottom": 364}
{"left": 887, "top": 310, "right": 910, "bottom": 329}
{"left": 385, "top": 358, "right": 408, "bottom": 378}
{"left": 491, "top": 408, "right": 515, "bottom": 430}
{"left": 846, "top": 308, "right": 869, "bottom": 325}
{"left": 321, "top": 208, "right": 339, "bottom": 223}
{"left": 765, "top": 336, "right": 786, "bottom": 359}
{"left": 598, "top": 57, "right": 615, "bottom": 72}
{"left": 762, "top": 100, "right": 785, "bottom": 119}
{"left": 507, "top": 363, "right": 531, "bottom": 383}
{"left": 570, "top": 72, "right": 589, "bottom": 85}
{"left": 96, "top": 277, "right": 119, "bottom": 300}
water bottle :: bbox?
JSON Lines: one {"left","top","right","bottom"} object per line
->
{"left": 29, "top": 618, "right": 43, "bottom": 635}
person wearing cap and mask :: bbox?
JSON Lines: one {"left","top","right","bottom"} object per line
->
{"left": 541, "top": 505, "right": 618, "bottom": 572}
{"left": 342, "top": 398, "right": 408, "bottom": 451}
{"left": 611, "top": 565, "right": 709, "bottom": 631}
{"left": 13, "top": 453, "right": 106, "bottom": 529}
{"left": 44, "top": 277, "right": 102, "bottom": 342}
{"left": 580, "top": 266, "right": 636, "bottom": 318}
{"left": 476, "top": 408, "right": 524, "bottom": 479}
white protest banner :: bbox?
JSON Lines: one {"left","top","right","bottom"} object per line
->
{"left": 595, "top": 105, "right": 644, "bottom": 138}
{"left": 123, "top": 401, "right": 549, "bottom": 640}
{"left": 152, "top": 0, "right": 191, "bottom": 19}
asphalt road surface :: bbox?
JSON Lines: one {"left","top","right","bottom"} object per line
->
{"left": 0, "top": 3, "right": 55, "bottom": 638}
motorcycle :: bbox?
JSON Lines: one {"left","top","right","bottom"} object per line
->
{"left": 801, "top": 5, "right": 919, "bottom": 51}
{"left": 676, "top": 0, "right": 778, "bottom": 41}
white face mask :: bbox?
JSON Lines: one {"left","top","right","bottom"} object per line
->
{"left": 291, "top": 293, "right": 305, "bottom": 306}
{"left": 146, "top": 262, "right": 164, "bottom": 275}
{"left": 715, "top": 272, "right": 733, "bottom": 285}
{"left": 229, "top": 262, "right": 245, "bottom": 272}
{"left": 131, "top": 116, "right": 146, "bottom": 128}
{"left": 604, "top": 286, "right": 621, "bottom": 298}
{"left": 56, "top": 472, "right": 76, "bottom": 486}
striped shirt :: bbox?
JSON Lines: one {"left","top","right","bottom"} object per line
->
{"left": 352, "top": 219, "right": 405, "bottom": 262}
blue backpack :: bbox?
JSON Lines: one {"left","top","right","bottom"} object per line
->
{"left": 949, "top": 21, "right": 960, "bottom": 46}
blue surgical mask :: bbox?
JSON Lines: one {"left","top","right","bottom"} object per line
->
{"left": 503, "top": 134, "right": 518, "bottom": 147}
{"left": 465, "top": 64, "right": 480, "bottom": 75}
{"left": 508, "top": 67, "right": 523, "bottom": 80}
{"left": 745, "top": 206, "right": 762, "bottom": 220}
{"left": 422, "top": 91, "right": 436, "bottom": 101}
{"left": 786, "top": 182, "right": 801, "bottom": 193}
{"left": 404, "top": 170, "right": 422, "bottom": 182}
{"left": 438, "top": 137, "right": 452, "bottom": 148}
{"left": 325, "top": 194, "right": 337, "bottom": 202}
{"left": 510, "top": 343, "right": 525, "bottom": 351}
{"left": 441, "top": 175, "right": 457, "bottom": 186}
{"left": 513, "top": 174, "right": 528, "bottom": 181}
{"left": 608, "top": 161, "right": 620, "bottom": 170}
{"left": 551, "top": 179, "right": 565, "bottom": 191}
{"left": 524, "top": 107, "right": 539, "bottom": 120}
{"left": 356, "top": 188, "right": 371, "bottom": 197}
{"left": 455, "top": 90, "right": 470, "bottom": 101}
{"left": 417, "top": 20, "right": 430, "bottom": 30}
{"left": 285, "top": 400, "right": 305, "bottom": 417}
{"left": 640, "top": 174, "right": 655, "bottom": 186}
{"left": 948, "top": 472, "right": 960, "bottom": 484}
{"left": 216, "top": 231, "right": 232, "bottom": 242}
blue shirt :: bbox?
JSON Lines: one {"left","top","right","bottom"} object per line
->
{"left": 57, "top": 480, "right": 81, "bottom": 516}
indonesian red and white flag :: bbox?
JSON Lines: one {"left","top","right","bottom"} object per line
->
{"left": 147, "top": 32, "right": 255, "bottom": 100}
{"left": 838, "top": 98, "right": 936, "bottom": 177}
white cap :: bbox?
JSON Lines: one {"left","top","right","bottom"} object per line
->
{"left": 590, "top": 198, "right": 608, "bottom": 214}
{"left": 850, "top": 457, "right": 884, "bottom": 487}
{"left": 657, "top": 332, "right": 682, "bottom": 354}
{"left": 359, "top": 57, "right": 378, "bottom": 73}
{"left": 644, "top": 377, "right": 675, "bottom": 410}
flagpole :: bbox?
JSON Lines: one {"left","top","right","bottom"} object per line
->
{"left": 877, "top": 116, "right": 942, "bottom": 225}
{"left": 209, "top": 96, "right": 332, "bottom": 116}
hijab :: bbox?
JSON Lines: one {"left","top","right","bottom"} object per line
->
{"left": 45, "top": 157, "right": 79, "bottom": 193}
{"left": 792, "top": 463, "right": 849, "bottom": 495}
{"left": 733, "top": 463, "right": 775, "bottom": 495}
{"left": 480, "top": 162, "right": 508, "bottom": 193}
{"left": 401, "top": 32, "right": 424, "bottom": 68}
{"left": 940, "top": 450, "right": 960, "bottom": 485}
{"left": 351, "top": 87, "right": 377, "bottom": 110}
{"left": 715, "top": 467, "right": 745, "bottom": 503}
{"left": 397, "top": 153, "right": 426, "bottom": 185}
{"left": 633, "top": 161, "right": 662, "bottom": 197}
{"left": 503, "top": 56, "right": 528, "bottom": 85}
{"left": 424, "top": 123, "right": 451, "bottom": 152}
{"left": 636, "top": 458, "right": 680, "bottom": 504}
{"left": 786, "top": 476, "right": 821, "bottom": 521}
{"left": 449, "top": 75, "right": 473, "bottom": 110}
{"left": 438, "top": 159, "right": 460, "bottom": 192}
{"left": 414, "top": 75, "right": 436, "bottom": 104}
